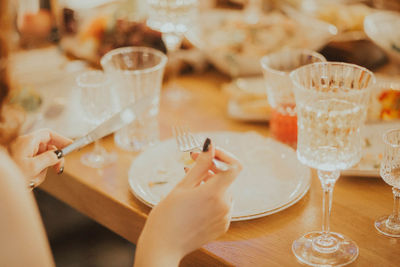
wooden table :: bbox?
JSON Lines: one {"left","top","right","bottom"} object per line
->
{"left": 41, "top": 71, "right": 400, "bottom": 266}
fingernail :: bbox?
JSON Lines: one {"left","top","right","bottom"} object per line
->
{"left": 58, "top": 166, "right": 64, "bottom": 175}
{"left": 190, "top": 151, "right": 193, "bottom": 155}
{"left": 54, "top": 150, "right": 63, "bottom": 159}
{"left": 202, "top": 138, "right": 211, "bottom": 152}
{"left": 184, "top": 167, "right": 189, "bottom": 172}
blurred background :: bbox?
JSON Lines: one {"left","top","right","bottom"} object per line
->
{"left": 8, "top": 0, "right": 400, "bottom": 266}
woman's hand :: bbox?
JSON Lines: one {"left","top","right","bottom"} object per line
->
{"left": 135, "top": 138, "right": 242, "bottom": 267}
{"left": 10, "top": 129, "right": 72, "bottom": 187}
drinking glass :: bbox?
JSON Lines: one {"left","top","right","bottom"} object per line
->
{"left": 100, "top": 46, "right": 167, "bottom": 151}
{"left": 77, "top": 70, "right": 118, "bottom": 168}
{"left": 375, "top": 128, "right": 400, "bottom": 237}
{"left": 146, "top": 0, "right": 198, "bottom": 100}
{"left": 290, "top": 62, "right": 375, "bottom": 266}
{"left": 260, "top": 49, "right": 325, "bottom": 148}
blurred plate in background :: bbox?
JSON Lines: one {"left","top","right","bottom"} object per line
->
{"left": 187, "top": 9, "right": 336, "bottom": 77}
{"left": 343, "top": 122, "right": 400, "bottom": 177}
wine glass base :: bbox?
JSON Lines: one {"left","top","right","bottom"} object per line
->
{"left": 81, "top": 151, "right": 117, "bottom": 169}
{"left": 375, "top": 215, "right": 400, "bottom": 237}
{"left": 292, "top": 231, "right": 358, "bottom": 267}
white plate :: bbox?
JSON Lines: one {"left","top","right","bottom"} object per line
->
{"left": 187, "top": 9, "right": 336, "bottom": 77}
{"left": 342, "top": 122, "right": 400, "bottom": 177}
{"left": 129, "top": 131, "right": 311, "bottom": 221}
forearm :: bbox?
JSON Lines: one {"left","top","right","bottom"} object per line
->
{"left": 134, "top": 231, "right": 181, "bottom": 267}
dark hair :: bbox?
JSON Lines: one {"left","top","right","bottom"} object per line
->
{"left": 0, "top": 0, "right": 10, "bottom": 109}
{"left": 0, "top": 0, "right": 24, "bottom": 147}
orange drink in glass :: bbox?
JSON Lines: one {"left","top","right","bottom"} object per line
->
{"left": 260, "top": 49, "right": 326, "bottom": 148}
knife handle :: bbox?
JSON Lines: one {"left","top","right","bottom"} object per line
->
{"left": 61, "top": 136, "right": 91, "bottom": 157}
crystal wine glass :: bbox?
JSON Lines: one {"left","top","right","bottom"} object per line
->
{"left": 290, "top": 62, "right": 375, "bottom": 266}
{"left": 146, "top": 0, "right": 198, "bottom": 100}
{"left": 375, "top": 128, "right": 400, "bottom": 237}
{"left": 77, "top": 70, "right": 118, "bottom": 168}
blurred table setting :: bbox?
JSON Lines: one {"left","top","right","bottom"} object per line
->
{"left": 8, "top": 0, "right": 400, "bottom": 265}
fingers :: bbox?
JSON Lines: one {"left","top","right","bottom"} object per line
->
{"left": 23, "top": 129, "right": 72, "bottom": 156}
{"left": 47, "top": 130, "right": 73, "bottom": 149}
{"left": 30, "top": 150, "right": 61, "bottom": 177}
{"left": 191, "top": 147, "right": 241, "bottom": 174}
{"left": 180, "top": 138, "right": 215, "bottom": 187}
{"left": 214, "top": 148, "right": 241, "bottom": 166}
{"left": 53, "top": 158, "right": 65, "bottom": 174}
{"left": 207, "top": 158, "right": 242, "bottom": 192}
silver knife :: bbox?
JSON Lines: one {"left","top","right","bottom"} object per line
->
{"left": 58, "top": 99, "right": 147, "bottom": 157}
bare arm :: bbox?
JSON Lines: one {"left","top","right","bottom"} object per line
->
{"left": 0, "top": 148, "right": 54, "bottom": 267}
{"left": 134, "top": 139, "right": 242, "bottom": 267}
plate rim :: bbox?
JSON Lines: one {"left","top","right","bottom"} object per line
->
{"left": 128, "top": 131, "right": 311, "bottom": 221}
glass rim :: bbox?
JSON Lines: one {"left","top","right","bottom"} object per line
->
{"left": 76, "top": 70, "right": 108, "bottom": 88}
{"left": 383, "top": 128, "right": 400, "bottom": 148}
{"left": 100, "top": 46, "right": 168, "bottom": 74}
{"left": 289, "top": 61, "right": 376, "bottom": 94}
{"left": 260, "top": 49, "right": 326, "bottom": 77}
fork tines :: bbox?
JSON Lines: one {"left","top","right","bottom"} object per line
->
{"left": 173, "top": 125, "right": 201, "bottom": 152}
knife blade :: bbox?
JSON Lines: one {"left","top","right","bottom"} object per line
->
{"left": 59, "top": 98, "right": 148, "bottom": 157}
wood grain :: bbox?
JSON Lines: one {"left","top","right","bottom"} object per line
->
{"left": 41, "top": 71, "right": 400, "bottom": 267}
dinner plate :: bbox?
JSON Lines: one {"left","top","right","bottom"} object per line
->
{"left": 342, "top": 122, "right": 400, "bottom": 177}
{"left": 187, "top": 9, "right": 335, "bottom": 77}
{"left": 128, "top": 131, "right": 311, "bottom": 221}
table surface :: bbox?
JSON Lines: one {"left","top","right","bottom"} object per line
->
{"left": 41, "top": 70, "right": 400, "bottom": 267}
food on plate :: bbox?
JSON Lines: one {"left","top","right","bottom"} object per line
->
{"left": 305, "top": 2, "right": 372, "bottom": 32}
{"left": 60, "top": 6, "right": 166, "bottom": 65}
{"left": 378, "top": 90, "right": 400, "bottom": 120}
{"left": 10, "top": 87, "right": 42, "bottom": 112}
{"left": 369, "top": 82, "right": 400, "bottom": 121}
{"left": 205, "top": 12, "right": 314, "bottom": 58}
{"left": 190, "top": 9, "right": 334, "bottom": 76}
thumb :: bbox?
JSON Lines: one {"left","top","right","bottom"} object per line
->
{"left": 30, "top": 150, "right": 60, "bottom": 176}
{"left": 180, "top": 138, "right": 215, "bottom": 187}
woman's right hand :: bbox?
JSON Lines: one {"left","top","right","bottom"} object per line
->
{"left": 10, "top": 129, "right": 72, "bottom": 188}
{"left": 135, "top": 139, "right": 242, "bottom": 267}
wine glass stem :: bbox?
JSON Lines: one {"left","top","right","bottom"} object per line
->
{"left": 389, "top": 187, "right": 400, "bottom": 227}
{"left": 162, "top": 32, "right": 182, "bottom": 54}
{"left": 93, "top": 139, "right": 106, "bottom": 157}
{"left": 322, "top": 185, "right": 333, "bottom": 234}
{"left": 317, "top": 170, "right": 339, "bottom": 240}
{"left": 162, "top": 32, "right": 185, "bottom": 94}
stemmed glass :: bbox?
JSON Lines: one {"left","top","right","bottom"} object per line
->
{"left": 375, "top": 128, "right": 400, "bottom": 237}
{"left": 290, "top": 62, "right": 375, "bottom": 266}
{"left": 146, "top": 0, "right": 198, "bottom": 100}
{"left": 260, "top": 48, "right": 326, "bottom": 147}
{"left": 77, "top": 70, "right": 118, "bottom": 168}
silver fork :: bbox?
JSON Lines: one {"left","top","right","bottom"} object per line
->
{"left": 172, "top": 125, "right": 230, "bottom": 171}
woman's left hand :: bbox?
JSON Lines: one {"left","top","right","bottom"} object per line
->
{"left": 10, "top": 129, "right": 72, "bottom": 187}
